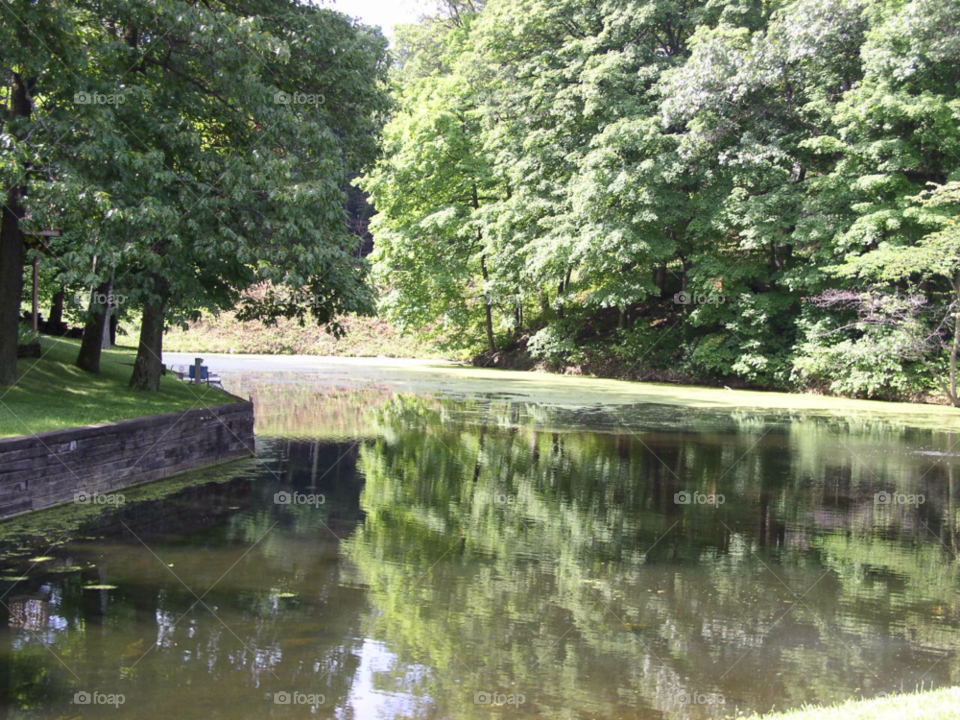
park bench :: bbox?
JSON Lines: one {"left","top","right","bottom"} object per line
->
{"left": 174, "top": 361, "right": 223, "bottom": 389}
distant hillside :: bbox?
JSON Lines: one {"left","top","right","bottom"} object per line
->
{"left": 162, "top": 312, "right": 445, "bottom": 358}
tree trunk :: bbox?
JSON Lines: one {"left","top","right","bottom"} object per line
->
{"left": 100, "top": 278, "right": 115, "bottom": 349}
{"left": 130, "top": 275, "right": 168, "bottom": 391}
{"left": 557, "top": 267, "right": 573, "bottom": 320}
{"left": 470, "top": 183, "right": 496, "bottom": 355}
{"left": 48, "top": 286, "right": 65, "bottom": 334}
{"left": 950, "top": 273, "right": 960, "bottom": 406}
{"left": 654, "top": 265, "right": 667, "bottom": 297}
{"left": 30, "top": 259, "right": 38, "bottom": 332}
{"left": 484, "top": 302, "right": 496, "bottom": 354}
{"left": 0, "top": 194, "right": 25, "bottom": 386}
{"left": 480, "top": 254, "right": 495, "bottom": 355}
{"left": 679, "top": 254, "right": 692, "bottom": 294}
{"left": 76, "top": 282, "right": 112, "bottom": 373}
{"left": 109, "top": 313, "right": 118, "bottom": 346}
{"left": 101, "top": 308, "right": 112, "bottom": 349}
{"left": 0, "top": 73, "right": 30, "bottom": 386}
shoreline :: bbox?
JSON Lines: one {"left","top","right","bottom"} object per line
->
{"left": 165, "top": 351, "right": 960, "bottom": 430}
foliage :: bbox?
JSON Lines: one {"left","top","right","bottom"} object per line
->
{"left": 526, "top": 324, "right": 578, "bottom": 366}
{"left": 1, "top": 0, "right": 390, "bottom": 390}
{"left": 363, "top": 0, "right": 960, "bottom": 403}
{"left": 15, "top": 324, "right": 37, "bottom": 346}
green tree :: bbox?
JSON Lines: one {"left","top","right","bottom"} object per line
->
{"left": 366, "top": 0, "right": 959, "bottom": 402}
{"left": 10, "top": 0, "right": 390, "bottom": 389}
{"left": 0, "top": 0, "right": 86, "bottom": 384}
{"left": 363, "top": 17, "right": 502, "bottom": 354}
{"left": 792, "top": 0, "right": 960, "bottom": 400}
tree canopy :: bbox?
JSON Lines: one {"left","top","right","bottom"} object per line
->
{"left": 1, "top": 0, "right": 390, "bottom": 388}
{"left": 362, "top": 0, "right": 960, "bottom": 404}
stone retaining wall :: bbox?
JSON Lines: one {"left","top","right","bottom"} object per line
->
{"left": 0, "top": 401, "right": 255, "bottom": 519}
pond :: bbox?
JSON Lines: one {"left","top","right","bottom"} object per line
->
{"left": 1, "top": 361, "right": 958, "bottom": 718}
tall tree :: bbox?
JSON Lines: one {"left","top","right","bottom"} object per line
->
{"left": 0, "top": 0, "right": 82, "bottom": 384}
{"left": 363, "top": 18, "right": 502, "bottom": 353}
{"left": 25, "top": 0, "right": 390, "bottom": 389}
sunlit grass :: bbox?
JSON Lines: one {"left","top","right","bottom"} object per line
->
{"left": 161, "top": 311, "right": 448, "bottom": 358}
{"left": 747, "top": 687, "right": 960, "bottom": 719}
{"left": 0, "top": 336, "right": 239, "bottom": 438}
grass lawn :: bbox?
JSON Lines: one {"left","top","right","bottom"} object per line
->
{"left": 0, "top": 336, "right": 240, "bottom": 438}
{"left": 747, "top": 687, "right": 960, "bottom": 719}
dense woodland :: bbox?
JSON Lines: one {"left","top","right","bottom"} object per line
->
{"left": 363, "top": 0, "right": 960, "bottom": 404}
{"left": 2, "top": 0, "right": 959, "bottom": 405}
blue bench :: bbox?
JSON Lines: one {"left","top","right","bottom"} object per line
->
{"left": 186, "top": 364, "right": 223, "bottom": 388}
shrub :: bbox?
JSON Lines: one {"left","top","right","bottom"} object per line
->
{"left": 527, "top": 325, "right": 577, "bottom": 366}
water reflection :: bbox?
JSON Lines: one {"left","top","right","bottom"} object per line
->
{"left": 0, "top": 375, "right": 958, "bottom": 719}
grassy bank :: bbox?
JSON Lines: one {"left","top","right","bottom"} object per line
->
{"left": 161, "top": 312, "right": 446, "bottom": 358}
{"left": 0, "top": 337, "right": 239, "bottom": 438}
{"left": 747, "top": 687, "right": 960, "bottom": 719}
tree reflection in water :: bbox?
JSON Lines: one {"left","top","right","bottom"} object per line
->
{"left": 0, "top": 383, "right": 957, "bottom": 719}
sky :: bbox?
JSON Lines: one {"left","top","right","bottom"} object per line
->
{"left": 325, "top": 0, "right": 440, "bottom": 37}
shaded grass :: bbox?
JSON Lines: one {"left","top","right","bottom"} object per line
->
{"left": 746, "top": 687, "right": 960, "bottom": 720}
{"left": 0, "top": 336, "right": 239, "bottom": 438}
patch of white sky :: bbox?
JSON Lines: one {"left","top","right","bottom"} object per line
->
{"left": 318, "top": 0, "right": 441, "bottom": 39}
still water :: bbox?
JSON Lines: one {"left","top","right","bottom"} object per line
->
{"left": 1, "top": 363, "right": 959, "bottom": 719}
